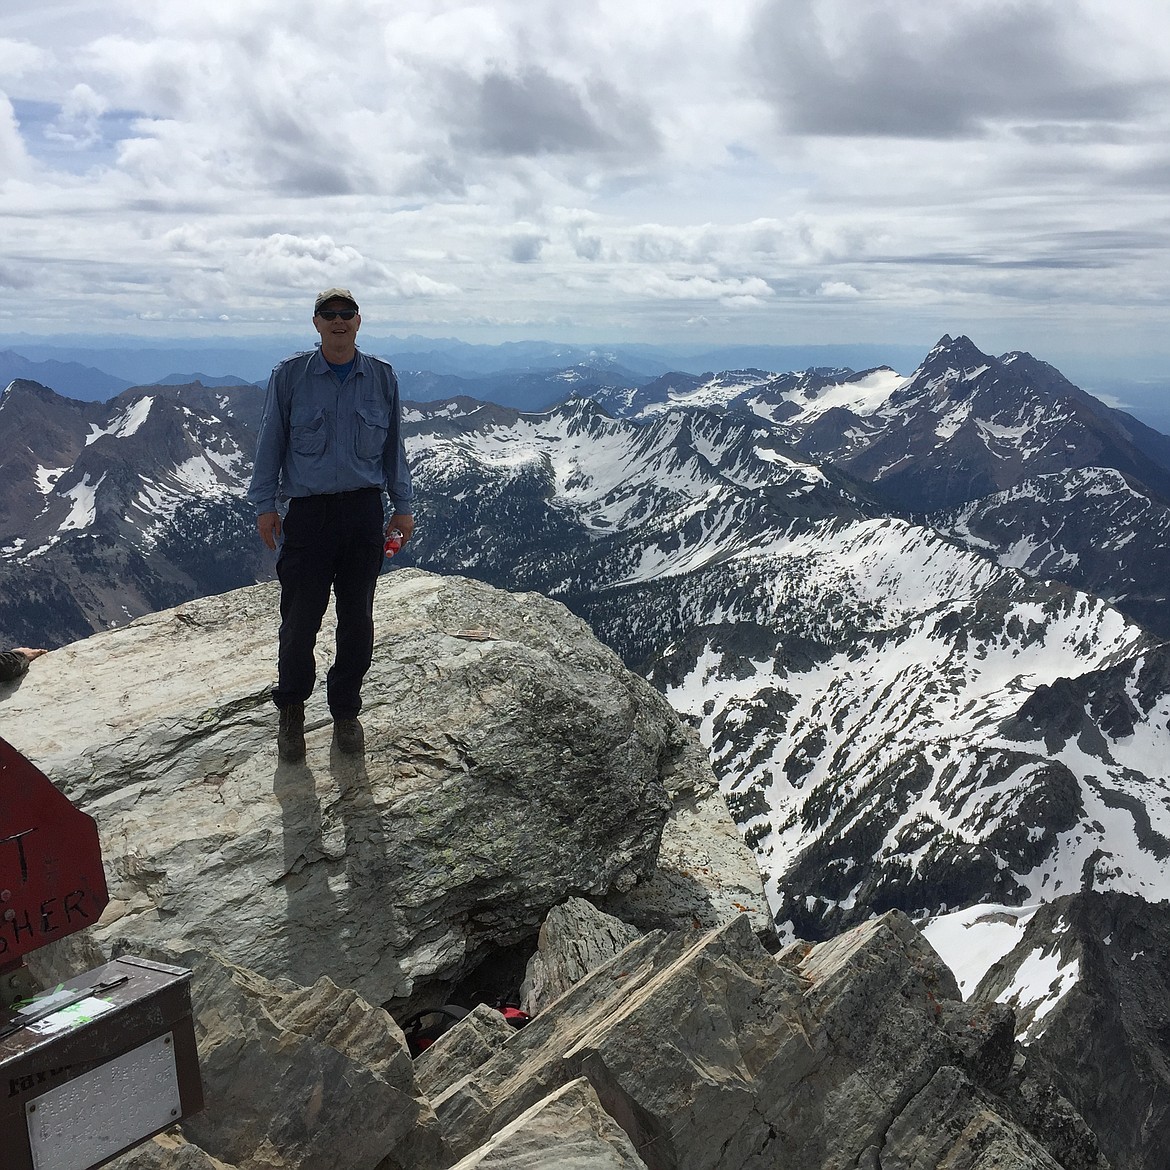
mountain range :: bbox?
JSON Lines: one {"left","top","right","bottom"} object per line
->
{"left": 0, "top": 336, "right": 934, "bottom": 391}
{"left": 0, "top": 379, "right": 268, "bottom": 646}
{"left": 6, "top": 332, "right": 1169, "bottom": 428}
{"left": 3, "top": 333, "right": 1169, "bottom": 948}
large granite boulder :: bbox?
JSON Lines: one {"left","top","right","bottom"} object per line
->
{"left": 3, "top": 570, "right": 745, "bottom": 1006}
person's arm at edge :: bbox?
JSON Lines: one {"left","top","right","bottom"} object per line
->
{"left": 249, "top": 366, "right": 290, "bottom": 551}
{"left": 384, "top": 366, "right": 414, "bottom": 542}
{"left": 0, "top": 648, "right": 45, "bottom": 683}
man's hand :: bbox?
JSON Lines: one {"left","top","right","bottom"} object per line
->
{"left": 258, "top": 511, "right": 282, "bottom": 551}
{"left": 13, "top": 648, "right": 46, "bottom": 662}
{"left": 389, "top": 514, "right": 415, "bottom": 543}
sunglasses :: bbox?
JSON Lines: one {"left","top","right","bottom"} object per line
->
{"left": 317, "top": 309, "right": 357, "bottom": 321}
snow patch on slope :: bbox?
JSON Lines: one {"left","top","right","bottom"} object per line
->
{"left": 922, "top": 903, "right": 1039, "bottom": 997}
{"left": 86, "top": 396, "right": 153, "bottom": 445}
{"left": 785, "top": 369, "right": 909, "bottom": 423}
{"left": 61, "top": 473, "right": 104, "bottom": 531}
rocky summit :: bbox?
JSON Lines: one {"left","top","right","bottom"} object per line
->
{"left": 5, "top": 569, "right": 767, "bottom": 1007}
{"left": 3, "top": 569, "right": 1114, "bottom": 1169}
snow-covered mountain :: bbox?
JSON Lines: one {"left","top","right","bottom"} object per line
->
{"left": 653, "top": 527, "right": 1165, "bottom": 938}
{"left": 4, "top": 336, "right": 1169, "bottom": 946}
{"left": 403, "top": 395, "right": 875, "bottom": 636}
{"left": 0, "top": 378, "right": 267, "bottom": 646}
{"left": 595, "top": 335, "right": 1170, "bottom": 509}
{"left": 592, "top": 335, "right": 1170, "bottom": 639}
{"left": 929, "top": 466, "right": 1170, "bottom": 637}
{"left": 399, "top": 385, "right": 1170, "bottom": 940}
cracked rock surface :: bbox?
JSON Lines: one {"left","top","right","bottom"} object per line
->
{"left": 431, "top": 911, "right": 1100, "bottom": 1170}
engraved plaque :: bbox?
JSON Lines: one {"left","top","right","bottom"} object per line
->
{"left": 25, "top": 1032, "right": 180, "bottom": 1170}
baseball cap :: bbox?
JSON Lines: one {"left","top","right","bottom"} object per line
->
{"left": 314, "top": 287, "right": 359, "bottom": 312}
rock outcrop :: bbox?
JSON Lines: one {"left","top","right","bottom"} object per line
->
{"left": 5, "top": 570, "right": 764, "bottom": 1008}
{"left": 96, "top": 907, "right": 1103, "bottom": 1170}
{"left": 600, "top": 728, "right": 772, "bottom": 939}
{"left": 177, "top": 950, "right": 445, "bottom": 1170}
{"left": 519, "top": 897, "right": 643, "bottom": 1016}
{"left": 415, "top": 1004, "right": 519, "bottom": 1102}
{"left": 104, "top": 1132, "right": 235, "bottom": 1170}
{"left": 446, "top": 1078, "right": 649, "bottom": 1169}
{"left": 972, "top": 891, "right": 1170, "bottom": 1170}
{"left": 428, "top": 910, "right": 1102, "bottom": 1169}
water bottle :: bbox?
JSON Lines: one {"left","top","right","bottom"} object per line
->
{"left": 384, "top": 528, "right": 404, "bottom": 557}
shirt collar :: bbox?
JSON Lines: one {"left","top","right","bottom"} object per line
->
{"left": 309, "top": 345, "right": 363, "bottom": 374}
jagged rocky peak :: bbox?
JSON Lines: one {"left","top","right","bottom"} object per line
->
{"left": 969, "top": 891, "right": 1170, "bottom": 1170}
{"left": 902, "top": 333, "right": 1078, "bottom": 418}
{"left": 909, "top": 334, "right": 1080, "bottom": 416}
{"left": 921, "top": 332, "right": 991, "bottom": 370}
{"left": 557, "top": 392, "right": 618, "bottom": 433}
{"left": 899, "top": 333, "right": 998, "bottom": 400}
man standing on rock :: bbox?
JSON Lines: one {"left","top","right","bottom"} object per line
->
{"left": 248, "top": 288, "right": 414, "bottom": 762}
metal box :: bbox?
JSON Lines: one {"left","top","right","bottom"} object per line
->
{"left": 0, "top": 955, "right": 203, "bottom": 1170}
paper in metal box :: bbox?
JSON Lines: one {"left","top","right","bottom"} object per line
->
{"left": 0, "top": 955, "right": 203, "bottom": 1170}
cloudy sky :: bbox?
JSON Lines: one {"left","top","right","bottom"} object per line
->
{"left": 2, "top": 0, "right": 1169, "bottom": 370}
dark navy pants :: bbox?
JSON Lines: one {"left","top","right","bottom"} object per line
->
{"left": 272, "top": 488, "right": 385, "bottom": 719}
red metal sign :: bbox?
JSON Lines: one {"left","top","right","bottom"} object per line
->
{"left": 0, "top": 736, "right": 108, "bottom": 967}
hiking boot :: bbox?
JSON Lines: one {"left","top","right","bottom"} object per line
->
{"left": 277, "top": 702, "right": 306, "bottom": 762}
{"left": 333, "top": 717, "right": 364, "bottom": 755}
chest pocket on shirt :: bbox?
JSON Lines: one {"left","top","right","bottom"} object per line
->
{"left": 356, "top": 405, "right": 389, "bottom": 459}
{"left": 292, "top": 412, "right": 327, "bottom": 456}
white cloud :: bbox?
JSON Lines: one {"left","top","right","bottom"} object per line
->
{"left": 44, "top": 83, "right": 107, "bottom": 149}
{"left": 617, "top": 272, "right": 774, "bottom": 307}
{"left": 0, "top": 0, "right": 1167, "bottom": 363}
{"left": 0, "top": 38, "right": 51, "bottom": 77}
{"left": 244, "top": 235, "right": 385, "bottom": 286}
{"left": 819, "top": 281, "right": 861, "bottom": 299}
{"left": 388, "top": 272, "right": 461, "bottom": 298}
{"left": 0, "top": 96, "right": 32, "bottom": 178}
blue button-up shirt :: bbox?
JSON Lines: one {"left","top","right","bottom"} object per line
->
{"left": 247, "top": 346, "right": 413, "bottom": 516}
